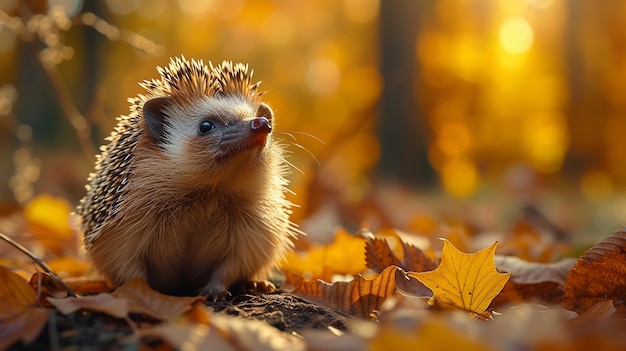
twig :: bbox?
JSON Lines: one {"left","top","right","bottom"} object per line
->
{"left": 0, "top": 231, "right": 77, "bottom": 297}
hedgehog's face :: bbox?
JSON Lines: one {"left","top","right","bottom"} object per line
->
{"left": 141, "top": 95, "right": 275, "bottom": 187}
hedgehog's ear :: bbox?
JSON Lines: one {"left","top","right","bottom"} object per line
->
{"left": 256, "top": 103, "right": 273, "bottom": 121}
{"left": 143, "top": 97, "right": 170, "bottom": 144}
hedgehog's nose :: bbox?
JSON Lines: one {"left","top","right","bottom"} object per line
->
{"left": 250, "top": 117, "right": 272, "bottom": 134}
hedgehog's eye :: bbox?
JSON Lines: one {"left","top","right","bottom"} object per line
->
{"left": 199, "top": 120, "right": 216, "bottom": 135}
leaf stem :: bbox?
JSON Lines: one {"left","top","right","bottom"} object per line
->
{"left": 0, "top": 231, "right": 77, "bottom": 297}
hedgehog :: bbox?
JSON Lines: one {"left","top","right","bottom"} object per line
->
{"left": 77, "top": 56, "right": 298, "bottom": 299}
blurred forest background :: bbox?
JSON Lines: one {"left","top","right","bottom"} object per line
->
{"left": 1, "top": 0, "right": 625, "bottom": 243}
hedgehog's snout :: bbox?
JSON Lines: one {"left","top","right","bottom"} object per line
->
{"left": 250, "top": 117, "right": 272, "bottom": 134}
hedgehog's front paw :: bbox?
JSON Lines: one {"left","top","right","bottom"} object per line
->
{"left": 198, "top": 282, "right": 231, "bottom": 301}
{"left": 231, "top": 280, "right": 277, "bottom": 295}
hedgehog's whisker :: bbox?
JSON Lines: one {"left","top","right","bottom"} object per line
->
{"left": 275, "top": 131, "right": 321, "bottom": 166}
{"left": 289, "top": 141, "right": 320, "bottom": 166}
{"left": 282, "top": 130, "right": 326, "bottom": 145}
{"left": 274, "top": 150, "right": 305, "bottom": 175}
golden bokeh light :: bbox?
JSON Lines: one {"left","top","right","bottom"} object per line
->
{"left": 2, "top": 0, "right": 626, "bottom": 209}
{"left": 580, "top": 170, "right": 614, "bottom": 201}
{"left": 437, "top": 122, "right": 472, "bottom": 157}
{"left": 306, "top": 57, "right": 341, "bottom": 96}
{"left": 105, "top": 0, "right": 138, "bottom": 15}
{"left": 343, "top": 0, "right": 380, "bottom": 23}
{"left": 526, "top": 0, "right": 554, "bottom": 10}
{"left": 260, "top": 9, "right": 295, "bottom": 46}
{"left": 499, "top": 16, "right": 534, "bottom": 55}
{"left": 441, "top": 157, "right": 479, "bottom": 198}
{"left": 522, "top": 112, "right": 568, "bottom": 173}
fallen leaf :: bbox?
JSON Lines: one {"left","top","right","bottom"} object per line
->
{"left": 491, "top": 281, "right": 564, "bottom": 308}
{"left": 281, "top": 228, "right": 367, "bottom": 280}
{"left": 364, "top": 232, "right": 436, "bottom": 296}
{"left": 63, "top": 278, "right": 112, "bottom": 295}
{"left": 494, "top": 256, "right": 576, "bottom": 284}
{"left": 369, "top": 309, "right": 488, "bottom": 351}
{"left": 23, "top": 194, "right": 75, "bottom": 244}
{"left": 365, "top": 234, "right": 437, "bottom": 274}
{"left": 409, "top": 239, "right": 510, "bottom": 316}
{"left": 289, "top": 265, "right": 399, "bottom": 319}
{"left": 29, "top": 272, "right": 70, "bottom": 304}
{"left": 563, "top": 229, "right": 626, "bottom": 314}
{"left": 0, "top": 266, "right": 49, "bottom": 350}
{"left": 111, "top": 277, "right": 205, "bottom": 320}
{"left": 47, "top": 294, "right": 128, "bottom": 319}
{"left": 490, "top": 256, "right": 576, "bottom": 307}
{"left": 140, "top": 322, "right": 236, "bottom": 351}
{"left": 570, "top": 300, "right": 617, "bottom": 327}
{"left": 46, "top": 256, "right": 92, "bottom": 278}
{"left": 140, "top": 305, "right": 304, "bottom": 351}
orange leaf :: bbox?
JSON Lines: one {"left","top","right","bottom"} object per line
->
{"left": 409, "top": 239, "right": 510, "bottom": 316}
{"left": 23, "top": 194, "right": 74, "bottom": 240}
{"left": 0, "top": 267, "right": 49, "bottom": 350}
{"left": 111, "top": 277, "right": 205, "bottom": 320}
{"left": 29, "top": 272, "right": 71, "bottom": 304}
{"left": 281, "top": 228, "right": 367, "bottom": 279}
{"left": 47, "top": 294, "right": 128, "bottom": 319}
{"left": 46, "top": 256, "right": 92, "bottom": 278}
{"left": 290, "top": 265, "right": 399, "bottom": 319}
{"left": 563, "top": 229, "right": 626, "bottom": 314}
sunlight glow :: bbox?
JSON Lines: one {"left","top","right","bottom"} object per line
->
{"left": 527, "top": 0, "right": 554, "bottom": 9}
{"left": 306, "top": 58, "right": 341, "bottom": 96}
{"left": 499, "top": 17, "right": 534, "bottom": 55}
{"left": 442, "top": 158, "right": 478, "bottom": 198}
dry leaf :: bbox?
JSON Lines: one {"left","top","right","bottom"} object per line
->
{"left": 369, "top": 309, "right": 488, "bottom": 351}
{"left": 563, "top": 229, "right": 626, "bottom": 314}
{"left": 23, "top": 194, "right": 76, "bottom": 255}
{"left": 0, "top": 267, "right": 49, "bottom": 350}
{"left": 490, "top": 256, "right": 576, "bottom": 307}
{"left": 281, "top": 228, "right": 367, "bottom": 280}
{"left": 491, "top": 281, "right": 563, "bottom": 308}
{"left": 409, "top": 239, "right": 510, "bottom": 316}
{"left": 571, "top": 300, "right": 617, "bottom": 327}
{"left": 365, "top": 235, "right": 437, "bottom": 274}
{"left": 140, "top": 306, "right": 304, "bottom": 351}
{"left": 63, "top": 278, "right": 112, "bottom": 295}
{"left": 29, "top": 272, "right": 70, "bottom": 304}
{"left": 290, "top": 265, "right": 399, "bottom": 319}
{"left": 140, "top": 322, "right": 236, "bottom": 351}
{"left": 363, "top": 233, "right": 435, "bottom": 296}
{"left": 46, "top": 256, "right": 92, "bottom": 278}
{"left": 494, "top": 256, "right": 576, "bottom": 284}
{"left": 111, "top": 277, "right": 205, "bottom": 320}
{"left": 47, "top": 294, "right": 128, "bottom": 318}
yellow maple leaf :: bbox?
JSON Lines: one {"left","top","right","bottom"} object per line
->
{"left": 409, "top": 239, "right": 510, "bottom": 316}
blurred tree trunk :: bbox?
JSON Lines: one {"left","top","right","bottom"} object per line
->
{"left": 376, "top": 0, "right": 435, "bottom": 185}
{"left": 563, "top": 0, "right": 587, "bottom": 176}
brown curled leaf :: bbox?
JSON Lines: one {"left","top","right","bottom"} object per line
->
{"left": 563, "top": 229, "right": 626, "bottom": 314}
{"left": 291, "top": 266, "right": 399, "bottom": 319}
{"left": 365, "top": 234, "right": 437, "bottom": 274}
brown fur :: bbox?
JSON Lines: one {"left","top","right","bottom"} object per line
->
{"left": 77, "top": 57, "right": 297, "bottom": 297}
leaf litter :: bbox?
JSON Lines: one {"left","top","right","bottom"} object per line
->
{"left": 2, "top": 194, "right": 626, "bottom": 350}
